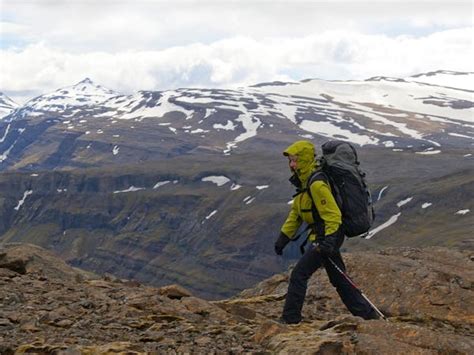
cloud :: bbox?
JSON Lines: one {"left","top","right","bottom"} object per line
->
{"left": 2, "top": 1, "right": 472, "bottom": 51}
{"left": 1, "top": 1, "right": 472, "bottom": 103}
{"left": 1, "top": 27, "right": 472, "bottom": 104}
{"left": 0, "top": 21, "right": 29, "bottom": 36}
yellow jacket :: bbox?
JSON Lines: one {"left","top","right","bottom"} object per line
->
{"left": 281, "top": 141, "right": 342, "bottom": 242}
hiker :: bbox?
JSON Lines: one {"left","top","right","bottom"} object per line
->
{"left": 274, "top": 140, "right": 379, "bottom": 324}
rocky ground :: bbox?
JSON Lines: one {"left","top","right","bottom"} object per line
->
{"left": 0, "top": 242, "right": 473, "bottom": 354}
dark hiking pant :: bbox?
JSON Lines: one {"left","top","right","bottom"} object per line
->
{"left": 282, "top": 244, "right": 377, "bottom": 323}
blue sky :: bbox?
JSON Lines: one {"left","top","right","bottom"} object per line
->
{"left": 0, "top": 0, "right": 473, "bottom": 104}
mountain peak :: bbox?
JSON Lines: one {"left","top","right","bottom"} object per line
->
{"left": 0, "top": 92, "right": 19, "bottom": 119}
{"left": 76, "top": 77, "right": 94, "bottom": 85}
{"left": 65, "top": 78, "right": 119, "bottom": 98}
{"left": 71, "top": 78, "right": 105, "bottom": 92}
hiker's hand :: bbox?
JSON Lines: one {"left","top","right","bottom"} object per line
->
{"left": 318, "top": 238, "right": 336, "bottom": 255}
{"left": 318, "top": 232, "right": 341, "bottom": 255}
{"left": 274, "top": 233, "right": 290, "bottom": 255}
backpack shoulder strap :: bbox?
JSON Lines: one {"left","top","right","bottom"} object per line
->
{"left": 307, "top": 170, "right": 328, "bottom": 187}
{"left": 305, "top": 171, "right": 327, "bottom": 239}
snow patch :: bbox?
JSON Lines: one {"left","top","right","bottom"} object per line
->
{"left": 202, "top": 176, "right": 230, "bottom": 186}
{"left": 455, "top": 209, "right": 470, "bottom": 215}
{"left": 204, "top": 108, "right": 217, "bottom": 119}
{"left": 415, "top": 150, "right": 441, "bottom": 155}
{"left": 397, "top": 197, "right": 413, "bottom": 207}
{"left": 366, "top": 212, "right": 401, "bottom": 239}
{"left": 114, "top": 186, "right": 145, "bottom": 194}
{"left": 299, "top": 120, "right": 378, "bottom": 146}
{"left": 190, "top": 128, "right": 209, "bottom": 134}
{"left": 256, "top": 185, "right": 269, "bottom": 190}
{"left": 377, "top": 186, "right": 388, "bottom": 201}
{"left": 112, "top": 145, "right": 119, "bottom": 155}
{"left": 422, "top": 203, "right": 432, "bottom": 209}
{"left": 205, "top": 210, "right": 217, "bottom": 220}
{"left": 0, "top": 124, "right": 11, "bottom": 143}
{"left": 153, "top": 181, "right": 170, "bottom": 189}
{"left": 245, "top": 197, "right": 255, "bottom": 205}
{"left": 230, "top": 183, "right": 242, "bottom": 190}
{"left": 213, "top": 120, "right": 236, "bottom": 131}
{"left": 14, "top": 190, "right": 33, "bottom": 211}
{"left": 448, "top": 133, "right": 474, "bottom": 139}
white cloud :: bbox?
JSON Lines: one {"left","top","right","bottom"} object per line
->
{"left": 2, "top": 1, "right": 472, "bottom": 50}
{"left": 0, "top": 1, "right": 472, "bottom": 103}
{"left": 1, "top": 27, "right": 473, "bottom": 104}
{"left": 0, "top": 21, "right": 29, "bottom": 36}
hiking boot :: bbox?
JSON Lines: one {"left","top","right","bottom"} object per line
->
{"left": 364, "top": 310, "right": 380, "bottom": 320}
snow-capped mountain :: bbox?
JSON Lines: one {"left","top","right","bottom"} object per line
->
{"left": 2, "top": 70, "right": 473, "bottom": 160}
{"left": 7, "top": 78, "right": 121, "bottom": 120}
{"left": 0, "top": 92, "right": 19, "bottom": 119}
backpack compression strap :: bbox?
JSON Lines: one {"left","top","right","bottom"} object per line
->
{"left": 299, "top": 171, "right": 328, "bottom": 254}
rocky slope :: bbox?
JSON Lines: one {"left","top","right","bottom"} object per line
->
{"left": 0, "top": 243, "right": 473, "bottom": 354}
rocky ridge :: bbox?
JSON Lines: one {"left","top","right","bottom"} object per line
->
{"left": 0, "top": 243, "right": 473, "bottom": 354}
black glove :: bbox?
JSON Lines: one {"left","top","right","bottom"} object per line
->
{"left": 274, "top": 232, "right": 290, "bottom": 255}
{"left": 317, "top": 231, "right": 343, "bottom": 255}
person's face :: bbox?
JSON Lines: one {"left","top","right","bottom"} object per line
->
{"left": 288, "top": 155, "right": 298, "bottom": 172}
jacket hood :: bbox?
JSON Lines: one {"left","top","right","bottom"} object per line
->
{"left": 283, "top": 140, "right": 317, "bottom": 185}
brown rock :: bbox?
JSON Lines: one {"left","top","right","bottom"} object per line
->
{"left": 20, "top": 320, "right": 41, "bottom": 332}
{"left": 0, "top": 318, "right": 14, "bottom": 330}
{"left": 217, "top": 303, "right": 257, "bottom": 320}
{"left": 80, "top": 342, "right": 142, "bottom": 354}
{"left": 194, "top": 336, "right": 213, "bottom": 346}
{"left": 0, "top": 268, "right": 18, "bottom": 278}
{"left": 15, "top": 343, "right": 69, "bottom": 354}
{"left": 55, "top": 319, "right": 75, "bottom": 328}
{"left": 158, "top": 284, "right": 192, "bottom": 299}
{"left": 2, "top": 243, "right": 473, "bottom": 354}
{"left": 0, "top": 258, "right": 27, "bottom": 274}
{"left": 181, "top": 296, "right": 229, "bottom": 320}
{"left": 253, "top": 321, "right": 286, "bottom": 343}
{"left": 319, "top": 315, "right": 361, "bottom": 332}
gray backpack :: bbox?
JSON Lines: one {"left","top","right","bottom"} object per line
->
{"left": 310, "top": 140, "right": 375, "bottom": 238}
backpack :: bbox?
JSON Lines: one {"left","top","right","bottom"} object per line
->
{"left": 308, "top": 140, "right": 375, "bottom": 238}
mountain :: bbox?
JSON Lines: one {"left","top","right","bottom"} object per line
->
{"left": 0, "top": 71, "right": 472, "bottom": 298}
{"left": 1, "top": 243, "right": 473, "bottom": 353}
{"left": 3, "top": 78, "right": 121, "bottom": 121}
{"left": 0, "top": 92, "right": 18, "bottom": 119}
{"left": 407, "top": 70, "right": 474, "bottom": 91}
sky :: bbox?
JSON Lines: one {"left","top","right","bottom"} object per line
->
{"left": 0, "top": 0, "right": 473, "bottom": 104}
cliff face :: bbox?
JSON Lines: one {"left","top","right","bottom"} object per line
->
{"left": 1, "top": 148, "right": 473, "bottom": 300}
{"left": 1, "top": 243, "right": 473, "bottom": 354}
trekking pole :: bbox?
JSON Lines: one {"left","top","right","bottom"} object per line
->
{"left": 325, "top": 255, "right": 387, "bottom": 321}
